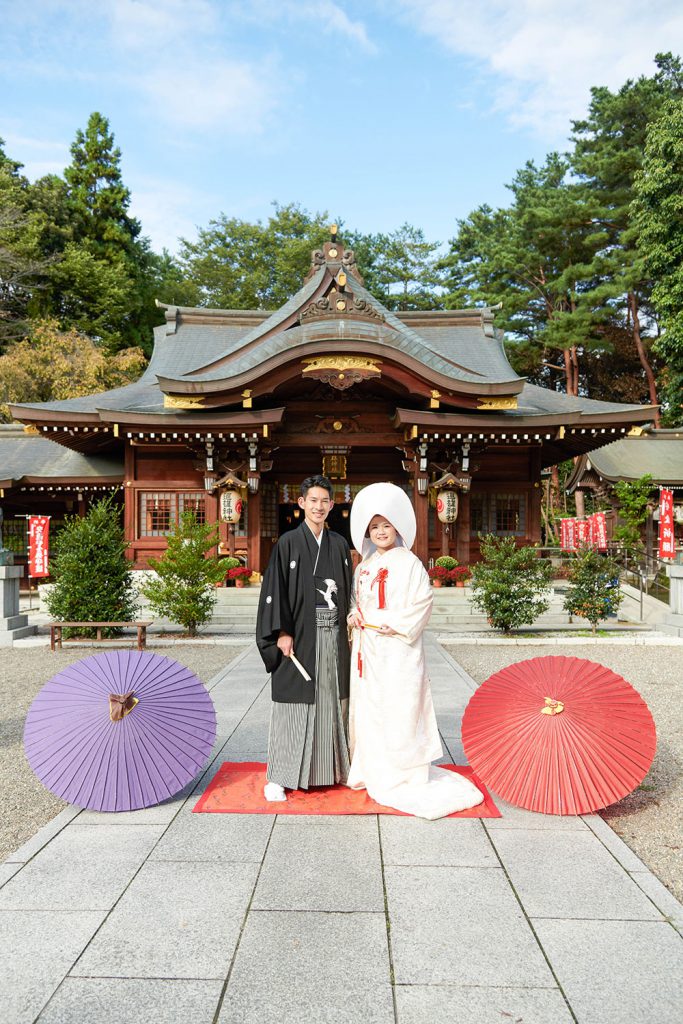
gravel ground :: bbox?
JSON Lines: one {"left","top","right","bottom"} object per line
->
{"left": 0, "top": 645, "right": 248, "bottom": 862}
{"left": 443, "top": 642, "right": 683, "bottom": 902}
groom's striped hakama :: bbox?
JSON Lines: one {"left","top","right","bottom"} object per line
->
{"left": 267, "top": 607, "right": 350, "bottom": 789}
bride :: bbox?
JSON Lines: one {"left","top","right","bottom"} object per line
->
{"left": 346, "top": 482, "right": 484, "bottom": 819}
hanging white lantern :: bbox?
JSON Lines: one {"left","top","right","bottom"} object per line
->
{"left": 436, "top": 490, "right": 458, "bottom": 523}
{"left": 220, "top": 489, "right": 243, "bottom": 523}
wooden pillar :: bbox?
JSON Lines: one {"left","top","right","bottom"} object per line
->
{"left": 456, "top": 490, "right": 471, "bottom": 565}
{"left": 529, "top": 448, "right": 542, "bottom": 544}
{"left": 248, "top": 488, "right": 261, "bottom": 572}
{"left": 123, "top": 442, "right": 135, "bottom": 559}
{"left": 413, "top": 478, "right": 429, "bottom": 565}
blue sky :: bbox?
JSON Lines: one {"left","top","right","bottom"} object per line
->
{"left": 2, "top": 1, "right": 683, "bottom": 254}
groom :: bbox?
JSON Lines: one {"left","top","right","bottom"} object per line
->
{"left": 256, "top": 475, "right": 352, "bottom": 801}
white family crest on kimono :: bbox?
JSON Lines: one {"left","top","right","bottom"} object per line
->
{"left": 347, "top": 483, "right": 484, "bottom": 820}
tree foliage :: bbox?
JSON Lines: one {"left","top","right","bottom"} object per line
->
{"left": 613, "top": 474, "right": 654, "bottom": 556}
{"left": 176, "top": 202, "right": 331, "bottom": 310}
{"left": 45, "top": 494, "right": 138, "bottom": 636}
{"left": 469, "top": 536, "right": 553, "bottom": 633}
{"left": 141, "top": 512, "right": 228, "bottom": 636}
{"left": 563, "top": 547, "right": 623, "bottom": 633}
{"left": 0, "top": 318, "right": 146, "bottom": 421}
{"left": 632, "top": 98, "right": 683, "bottom": 422}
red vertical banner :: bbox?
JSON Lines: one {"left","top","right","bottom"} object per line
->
{"left": 576, "top": 519, "right": 591, "bottom": 546}
{"left": 561, "top": 519, "right": 577, "bottom": 551}
{"left": 659, "top": 489, "right": 675, "bottom": 559}
{"left": 28, "top": 516, "right": 50, "bottom": 577}
{"left": 592, "top": 511, "right": 608, "bottom": 551}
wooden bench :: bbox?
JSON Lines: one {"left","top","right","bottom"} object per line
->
{"left": 50, "top": 621, "right": 153, "bottom": 651}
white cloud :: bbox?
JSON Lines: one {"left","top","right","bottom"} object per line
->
{"left": 238, "top": 0, "right": 377, "bottom": 53}
{"left": 108, "top": 0, "right": 217, "bottom": 49}
{"left": 394, "top": 0, "right": 683, "bottom": 138}
{"left": 128, "top": 176, "right": 212, "bottom": 252}
{"left": 104, "top": 0, "right": 282, "bottom": 134}
{"left": 138, "top": 58, "right": 278, "bottom": 132}
{"left": 1, "top": 130, "right": 70, "bottom": 178}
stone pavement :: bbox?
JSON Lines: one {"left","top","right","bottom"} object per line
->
{"left": 2, "top": 638, "right": 682, "bottom": 1024}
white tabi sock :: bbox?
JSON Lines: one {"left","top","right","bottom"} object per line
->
{"left": 264, "top": 781, "right": 287, "bottom": 802}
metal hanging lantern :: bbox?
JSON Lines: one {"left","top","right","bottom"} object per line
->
{"left": 220, "top": 489, "right": 243, "bottom": 523}
{"left": 436, "top": 490, "right": 459, "bottom": 523}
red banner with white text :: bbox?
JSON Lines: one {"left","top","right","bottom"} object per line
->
{"left": 28, "top": 516, "right": 50, "bottom": 577}
{"left": 590, "top": 512, "right": 608, "bottom": 551}
{"left": 659, "top": 489, "right": 675, "bottom": 559}
{"left": 560, "top": 519, "right": 577, "bottom": 551}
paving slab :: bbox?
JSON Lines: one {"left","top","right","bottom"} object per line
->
{"left": 74, "top": 796, "right": 186, "bottom": 826}
{"left": 533, "top": 918, "right": 683, "bottom": 1024}
{"left": 253, "top": 816, "right": 384, "bottom": 912}
{"left": 6, "top": 806, "right": 81, "bottom": 862}
{"left": 385, "top": 864, "right": 554, "bottom": 987}
{"left": 149, "top": 807, "right": 273, "bottom": 862}
{"left": 483, "top": 797, "right": 588, "bottom": 830}
{"left": 489, "top": 829, "right": 663, "bottom": 920}
{"left": 379, "top": 816, "right": 497, "bottom": 867}
{"left": 72, "top": 860, "right": 258, "bottom": 979}
{"left": 36, "top": 977, "right": 223, "bottom": 1024}
{"left": 0, "top": 910, "right": 104, "bottom": 1024}
{"left": 218, "top": 910, "right": 393, "bottom": 1024}
{"left": 630, "top": 870, "right": 683, "bottom": 933}
{"left": 0, "top": 862, "right": 22, "bottom": 887}
{"left": 0, "top": 824, "right": 163, "bottom": 911}
{"left": 395, "top": 984, "right": 574, "bottom": 1024}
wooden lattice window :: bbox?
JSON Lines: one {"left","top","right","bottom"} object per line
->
{"left": 470, "top": 493, "right": 526, "bottom": 537}
{"left": 139, "top": 492, "right": 206, "bottom": 537}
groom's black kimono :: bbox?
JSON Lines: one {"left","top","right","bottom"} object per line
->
{"left": 256, "top": 522, "right": 352, "bottom": 789}
{"left": 256, "top": 522, "right": 351, "bottom": 701}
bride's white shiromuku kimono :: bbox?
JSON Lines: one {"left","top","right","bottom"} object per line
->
{"left": 346, "top": 539, "right": 484, "bottom": 820}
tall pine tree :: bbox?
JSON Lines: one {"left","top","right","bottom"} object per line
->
{"left": 632, "top": 98, "right": 683, "bottom": 423}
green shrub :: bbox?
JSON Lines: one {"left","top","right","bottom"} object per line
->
{"left": 613, "top": 474, "right": 653, "bottom": 558}
{"left": 45, "top": 493, "right": 137, "bottom": 637}
{"left": 435, "top": 555, "right": 457, "bottom": 570}
{"left": 563, "top": 547, "right": 623, "bottom": 633}
{"left": 140, "top": 511, "right": 228, "bottom": 636}
{"left": 470, "top": 535, "right": 553, "bottom": 633}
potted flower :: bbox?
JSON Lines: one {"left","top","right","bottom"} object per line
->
{"left": 223, "top": 557, "right": 241, "bottom": 586}
{"left": 427, "top": 565, "right": 449, "bottom": 588}
{"left": 435, "top": 555, "right": 457, "bottom": 572}
{"left": 227, "top": 566, "right": 253, "bottom": 588}
{"left": 449, "top": 565, "right": 472, "bottom": 587}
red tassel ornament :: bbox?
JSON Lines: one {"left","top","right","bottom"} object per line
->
{"left": 371, "top": 567, "right": 389, "bottom": 609}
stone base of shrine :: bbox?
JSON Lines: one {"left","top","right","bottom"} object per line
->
{"left": 0, "top": 565, "right": 37, "bottom": 646}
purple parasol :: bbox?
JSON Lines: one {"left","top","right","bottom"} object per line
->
{"left": 24, "top": 650, "right": 217, "bottom": 812}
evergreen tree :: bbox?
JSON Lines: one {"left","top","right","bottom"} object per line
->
{"left": 563, "top": 548, "right": 623, "bottom": 633}
{"left": 45, "top": 494, "right": 138, "bottom": 636}
{"left": 178, "top": 202, "right": 331, "bottom": 309}
{"left": 64, "top": 112, "right": 141, "bottom": 255}
{"left": 632, "top": 98, "right": 683, "bottom": 423}
{"left": 371, "top": 223, "right": 444, "bottom": 310}
{"left": 469, "top": 536, "right": 553, "bottom": 633}
{"left": 443, "top": 155, "right": 606, "bottom": 395}
{"left": 60, "top": 112, "right": 160, "bottom": 351}
{"left": 0, "top": 140, "right": 54, "bottom": 343}
{"left": 613, "top": 474, "right": 654, "bottom": 558}
{"left": 141, "top": 512, "right": 228, "bottom": 636}
{"left": 570, "top": 54, "right": 683, "bottom": 422}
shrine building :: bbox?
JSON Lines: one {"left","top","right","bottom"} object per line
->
{"left": 4, "top": 232, "right": 658, "bottom": 572}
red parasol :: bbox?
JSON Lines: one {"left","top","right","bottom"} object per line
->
{"left": 461, "top": 656, "right": 656, "bottom": 815}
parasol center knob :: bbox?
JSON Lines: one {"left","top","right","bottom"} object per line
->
{"left": 541, "top": 697, "right": 564, "bottom": 715}
{"left": 109, "top": 691, "right": 139, "bottom": 722}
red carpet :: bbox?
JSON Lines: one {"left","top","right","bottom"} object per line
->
{"left": 193, "top": 761, "right": 500, "bottom": 817}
